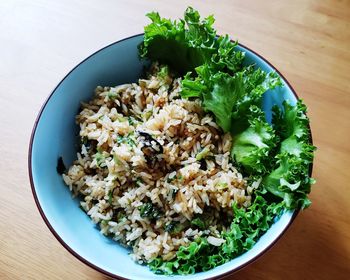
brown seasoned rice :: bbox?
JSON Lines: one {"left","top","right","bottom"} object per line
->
{"left": 62, "top": 63, "right": 256, "bottom": 263}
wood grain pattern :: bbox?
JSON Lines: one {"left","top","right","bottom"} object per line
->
{"left": 0, "top": 0, "right": 349, "bottom": 279}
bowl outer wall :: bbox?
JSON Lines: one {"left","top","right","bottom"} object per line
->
{"left": 28, "top": 34, "right": 310, "bottom": 280}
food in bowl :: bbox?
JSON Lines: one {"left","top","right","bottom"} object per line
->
{"left": 63, "top": 63, "right": 253, "bottom": 265}
{"left": 60, "top": 7, "right": 316, "bottom": 275}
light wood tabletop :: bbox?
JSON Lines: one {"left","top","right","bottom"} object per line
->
{"left": 1, "top": 0, "right": 349, "bottom": 279}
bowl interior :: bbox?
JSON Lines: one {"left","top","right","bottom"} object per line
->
{"left": 30, "top": 34, "right": 296, "bottom": 280}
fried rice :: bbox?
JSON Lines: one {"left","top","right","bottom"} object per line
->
{"left": 62, "top": 63, "right": 257, "bottom": 263}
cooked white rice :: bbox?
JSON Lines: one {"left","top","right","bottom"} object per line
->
{"left": 62, "top": 63, "right": 256, "bottom": 263}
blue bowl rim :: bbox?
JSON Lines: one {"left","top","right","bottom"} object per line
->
{"left": 28, "top": 33, "right": 313, "bottom": 280}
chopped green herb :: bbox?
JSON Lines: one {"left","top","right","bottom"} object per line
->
{"left": 94, "top": 151, "right": 105, "bottom": 167}
{"left": 108, "top": 190, "right": 113, "bottom": 204}
{"left": 113, "top": 154, "right": 121, "bottom": 165}
{"left": 112, "top": 211, "right": 126, "bottom": 222}
{"left": 167, "top": 177, "right": 174, "bottom": 183}
{"left": 106, "top": 231, "right": 115, "bottom": 238}
{"left": 116, "top": 134, "right": 136, "bottom": 147}
{"left": 195, "top": 147, "right": 210, "bottom": 161}
{"left": 136, "top": 177, "right": 144, "bottom": 186}
{"left": 165, "top": 221, "right": 189, "bottom": 234}
{"left": 128, "top": 239, "right": 137, "bottom": 247}
{"left": 117, "top": 116, "right": 127, "bottom": 122}
{"left": 167, "top": 173, "right": 177, "bottom": 183}
{"left": 128, "top": 116, "right": 135, "bottom": 126}
{"left": 216, "top": 182, "right": 228, "bottom": 190}
{"left": 144, "top": 110, "right": 153, "bottom": 120}
{"left": 81, "top": 136, "right": 89, "bottom": 145}
{"left": 125, "top": 135, "right": 136, "bottom": 147}
{"left": 190, "top": 210, "right": 215, "bottom": 231}
{"left": 116, "top": 135, "right": 124, "bottom": 143}
{"left": 101, "top": 219, "right": 110, "bottom": 226}
{"left": 190, "top": 217, "right": 206, "bottom": 230}
{"left": 116, "top": 212, "right": 126, "bottom": 222}
{"left": 158, "top": 65, "right": 169, "bottom": 78}
{"left": 139, "top": 202, "right": 163, "bottom": 220}
{"left": 107, "top": 91, "right": 118, "bottom": 99}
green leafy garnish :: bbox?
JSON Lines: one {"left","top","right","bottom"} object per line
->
{"left": 116, "top": 134, "right": 136, "bottom": 147}
{"left": 94, "top": 150, "right": 106, "bottom": 168}
{"left": 139, "top": 7, "right": 217, "bottom": 75}
{"left": 262, "top": 100, "right": 316, "bottom": 209}
{"left": 136, "top": 6, "right": 316, "bottom": 275}
{"left": 231, "top": 106, "right": 276, "bottom": 174}
{"left": 195, "top": 147, "right": 210, "bottom": 161}
{"left": 150, "top": 195, "right": 284, "bottom": 275}
{"left": 182, "top": 64, "right": 282, "bottom": 133}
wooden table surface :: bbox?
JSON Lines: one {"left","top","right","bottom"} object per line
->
{"left": 1, "top": 0, "right": 349, "bottom": 279}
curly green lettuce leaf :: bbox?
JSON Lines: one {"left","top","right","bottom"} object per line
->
{"left": 220, "top": 195, "right": 284, "bottom": 259}
{"left": 140, "top": 7, "right": 281, "bottom": 134}
{"left": 139, "top": 7, "right": 217, "bottom": 74}
{"left": 231, "top": 67, "right": 282, "bottom": 131}
{"left": 139, "top": 6, "right": 316, "bottom": 276}
{"left": 262, "top": 100, "right": 316, "bottom": 209}
{"left": 262, "top": 153, "right": 314, "bottom": 209}
{"left": 273, "top": 100, "right": 309, "bottom": 140}
{"left": 140, "top": 7, "right": 245, "bottom": 76}
{"left": 202, "top": 71, "right": 244, "bottom": 132}
{"left": 181, "top": 64, "right": 282, "bottom": 133}
{"left": 149, "top": 195, "right": 284, "bottom": 275}
{"left": 211, "top": 35, "right": 245, "bottom": 73}
{"left": 231, "top": 106, "right": 276, "bottom": 173}
{"left": 273, "top": 100, "right": 315, "bottom": 162}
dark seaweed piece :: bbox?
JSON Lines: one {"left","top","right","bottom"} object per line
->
{"left": 56, "top": 157, "right": 66, "bottom": 174}
{"left": 141, "top": 146, "right": 159, "bottom": 168}
{"left": 91, "top": 198, "right": 99, "bottom": 204}
{"left": 165, "top": 220, "right": 190, "bottom": 235}
{"left": 138, "top": 131, "right": 164, "bottom": 168}
{"left": 138, "top": 131, "right": 163, "bottom": 153}
{"left": 171, "top": 189, "right": 178, "bottom": 199}
{"left": 80, "top": 136, "right": 95, "bottom": 152}
{"left": 111, "top": 210, "right": 126, "bottom": 222}
{"left": 199, "top": 159, "right": 207, "bottom": 170}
